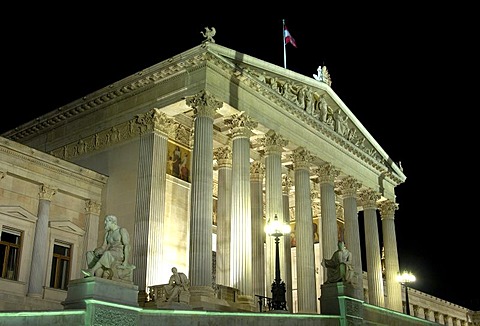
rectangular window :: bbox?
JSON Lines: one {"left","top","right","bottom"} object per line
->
{"left": 0, "top": 228, "right": 22, "bottom": 280}
{"left": 50, "top": 242, "right": 71, "bottom": 290}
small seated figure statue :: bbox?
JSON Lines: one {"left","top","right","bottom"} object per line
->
{"left": 164, "top": 267, "right": 189, "bottom": 303}
{"left": 322, "top": 241, "right": 355, "bottom": 284}
{"left": 82, "top": 214, "right": 135, "bottom": 282}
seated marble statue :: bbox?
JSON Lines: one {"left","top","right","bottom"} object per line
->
{"left": 82, "top": 214, "right": 135, "bottom": 281}
{"left": 164, "top": 267, "right": 189, "bottom": 302}
{"left": 322, "top": 241, "right": 355, "bottom": 284}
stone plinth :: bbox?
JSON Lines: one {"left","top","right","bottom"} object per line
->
{"left": 319, "top": 282, "right": 357, "bottom": 315}
{"left": 156, "top": 301, "right": 192, "bottom": 310}
{"left": 62, "top": 277, "right": 139, "bottom": 309}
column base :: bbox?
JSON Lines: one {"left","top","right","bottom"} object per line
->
{"left": 188, "top": 286, "right": 237, "bottom": 311}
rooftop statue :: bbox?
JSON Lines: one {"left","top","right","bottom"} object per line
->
{"left": 201, "top": 27, "right": 216, "bottom": 43}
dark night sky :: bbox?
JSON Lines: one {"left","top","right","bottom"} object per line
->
{"left": 3, "top": 7, "right": 478, "bottom": 310}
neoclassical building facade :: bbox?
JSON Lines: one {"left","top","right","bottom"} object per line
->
{"left": 0, "top": 33, "right": 477, "bottom": 325}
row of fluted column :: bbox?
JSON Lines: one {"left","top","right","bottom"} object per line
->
{"left": 129, "top": 90, "right": 403, "bottom": 313}
{"left": 22, "top": 90, "right": 401, "bottom": 313}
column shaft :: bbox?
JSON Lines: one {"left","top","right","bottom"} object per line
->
{"left": 379, "top": 200, "right": 402, "bottom": 312}
{"left": 251, "top": 161, "right": 265, "bottom": 297}
{"left": 364, "top": 208, "right": 384, "bottom": 306}
{"left": 230, "top": 136, "right": 253, "bottom": 297}
{"left": 28, "top": 185, "right": 55, "bottom": 297}
{"left": 317, "top": 164, "right": 340, "bottom": 275}
{"left": 294, "top": 166, "right": 317, "bottom": 313}
{"left": 215, "top": 149, "right": 232, "bottom": 287}
{"left": 186, "top": 90, "right": 221, "bottom": 300}
{"left": 83, "top": 200, "right": 101, "bottom": 270}
{"left": 361, "top": 190, "right": 385, "bottom": 307}
{"left": 340, "top": 177, "right": 363, "bottom": 299}
{"left": 264, "top": 151, "right": 285, "bottom": 290}
{"left": 282, "top": 177, "right": 293, "bottom": 312}
{"left": 189, "top": 114, "right": 214, "bottom": 288}
{"left": 320, "top": 182, "right": 338, "bottom": 261}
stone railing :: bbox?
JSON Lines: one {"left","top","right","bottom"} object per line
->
{"left": 147, "top": 283, "right": 240, "bottom": 305}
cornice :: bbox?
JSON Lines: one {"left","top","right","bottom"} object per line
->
{"left": 3, "top": 46, "right": 209, "bottom": 142}
{"left": 0, "top": 138, "right": 107, "bottom": 190}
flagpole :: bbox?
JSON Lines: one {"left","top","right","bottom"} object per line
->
{"left": 282, "top": 19, "right": 287, "bottom": 69}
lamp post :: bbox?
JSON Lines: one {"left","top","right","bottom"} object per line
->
{"left": 397, "top": 271, "right": 416, "bottom": 315}
{"left": 265, "top": 214, "right": 291, "bottom": 311}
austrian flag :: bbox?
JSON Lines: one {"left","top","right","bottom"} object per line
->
{"left": 284, "top": 26, "right": 297, "bottom": 48}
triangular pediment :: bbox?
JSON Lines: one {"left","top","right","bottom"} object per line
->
{"left": 0, "top": 205, "right": 37, "bottom": 222}
{"left": 201, "top": 44, "right": 405, "bottom": 183}
{"left": 49, "top": 220, "right": 85, "bottom": 236}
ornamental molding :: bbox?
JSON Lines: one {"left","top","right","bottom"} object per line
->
{"left": 6, "top": 51, "right": 208, "bottom": 142}
{"left": 49, "top": 109, "right": 191, "bottom": 161}
{"left": 0, "top": 140, "right": 107, "bottom": 187}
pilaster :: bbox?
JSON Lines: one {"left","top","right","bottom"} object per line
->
{"left": 132, "top": 108, "right": 172, "bottom": 298}
{"left": 28, "top": 184, "right": 56, "bottom": 297}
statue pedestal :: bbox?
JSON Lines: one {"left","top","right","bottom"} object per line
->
{"left": 62, "top": 276, "right": 139, "bottom": 309}
{"left": 156, "top": 301, "right": 192, "bottom": 310}
{"left": 188, "top": 286, "right": 234, "bottom": 311}
{"left": 156, "top": 290, "right": 191, "bottom": 309}
{"left": 319, "top": 282, "right": 357, "bottom": 315}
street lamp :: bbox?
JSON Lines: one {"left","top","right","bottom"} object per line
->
{"left": 397, "top": 271, "right": 416, "bottom": 315}
{"left": 264, "top": 214, "right": 291, "bottom": 311}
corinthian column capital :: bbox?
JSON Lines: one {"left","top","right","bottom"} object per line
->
{"left": 263, "top": 130, "right": 288, "bottom": 155}
{"left": 338, "top": 176, "right": 362, "bottom": 198}
{"left": 224, "top": 111, "right": 258, "bottom": 139}
{"left": 135, "top": 109, "right": 174, "bottom": 134}
{"left": 378, "top": 200, "right": 398, "bottom": 219}
{"left": 291, "top": 147, "right": 313, "bottom": 171}
{"left": 39, "top": 184, "right": 57, "bottom": 201}
{"left": 316, "top": 163, "right": 340, "bottom": 185}
{"left": 186, "top": 90, "right": 223, "bottom": 119}
{"left": 359, "top": 189, "right": 380, "bottom": 209}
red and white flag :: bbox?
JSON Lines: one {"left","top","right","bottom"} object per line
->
{"left": 284, "top": 25, "right": 297, "bottom": 48}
